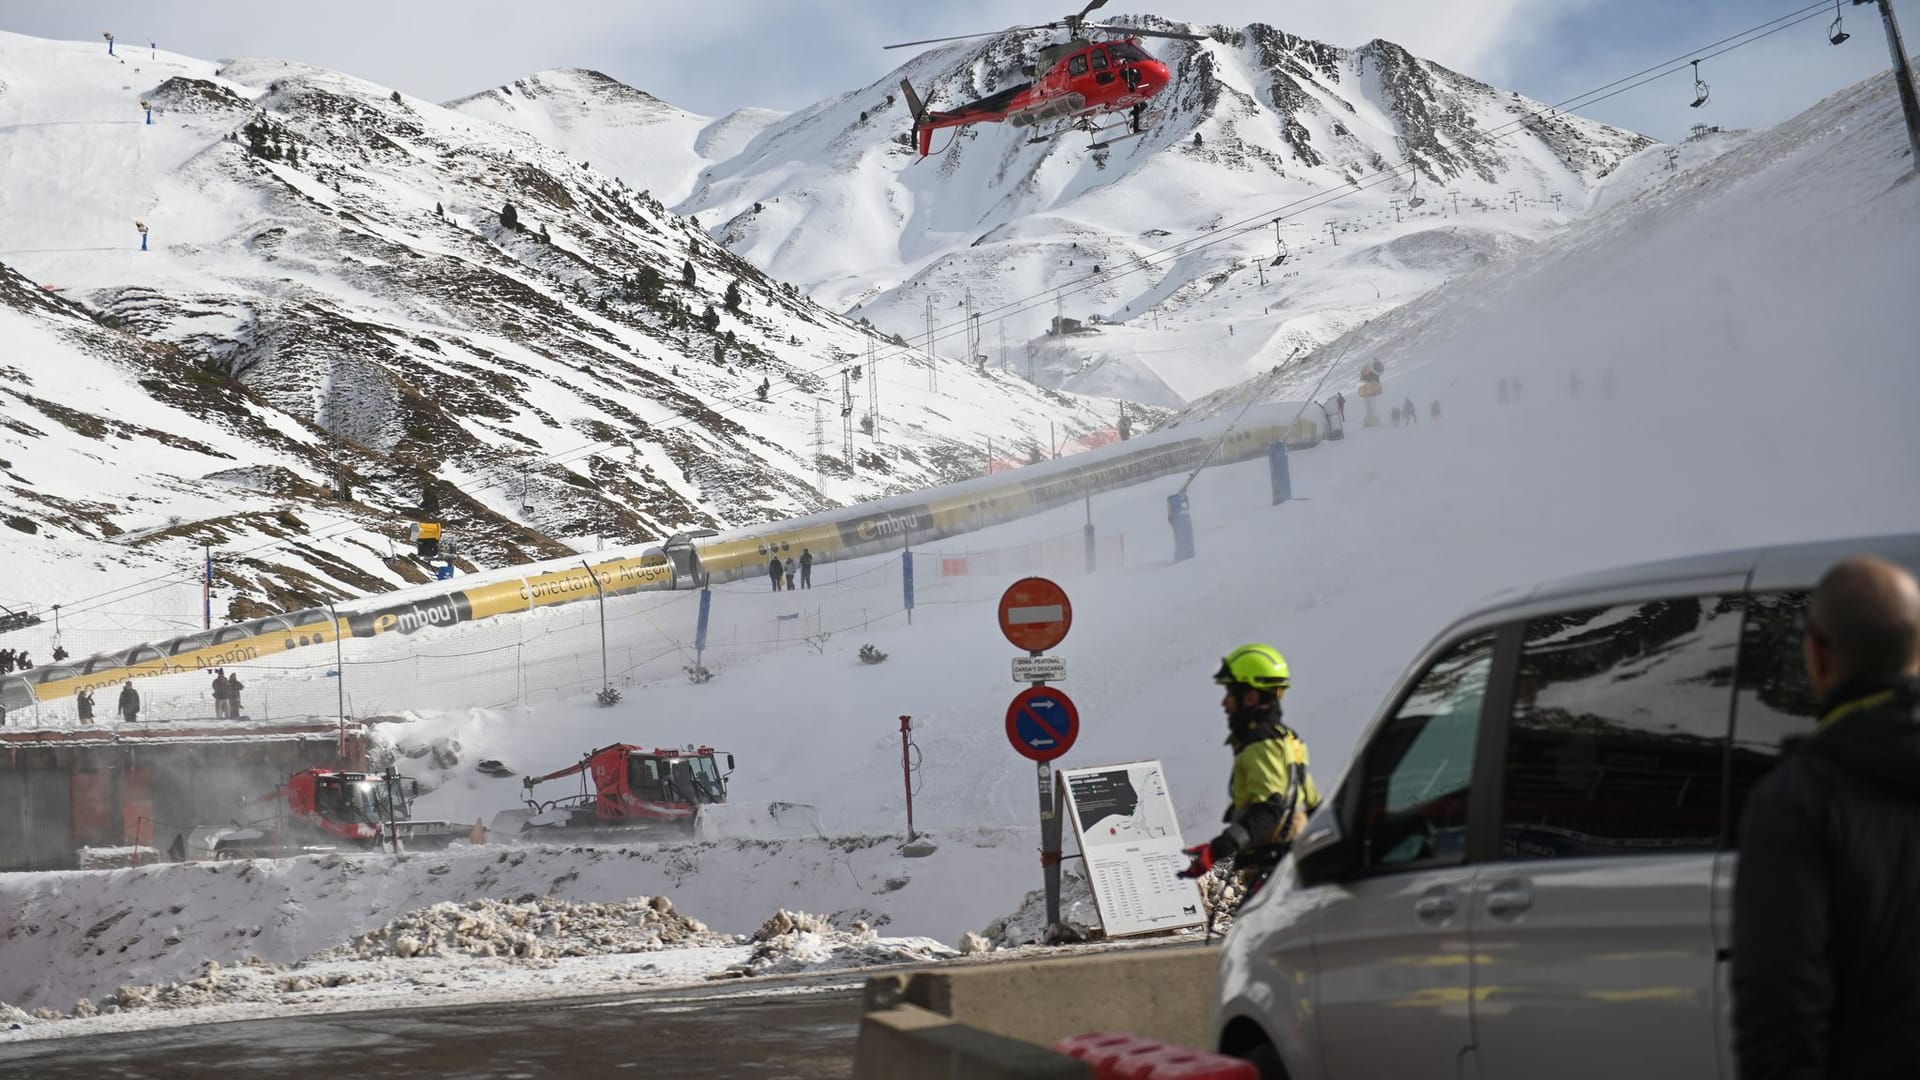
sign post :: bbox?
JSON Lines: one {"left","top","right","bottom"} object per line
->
{"left": 999, "top": 577, "right": 1076, "bottom": 940}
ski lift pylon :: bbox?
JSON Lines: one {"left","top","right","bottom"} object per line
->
{"left": 1689, "top": 60, "right": 1709, "bottom": 109}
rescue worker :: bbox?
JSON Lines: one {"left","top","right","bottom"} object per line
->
{"left": 1180, "top": 644, "right": 1320, "bottom": 895}
{"left": 766, "top": 555, "right": 783, "bottom": 591}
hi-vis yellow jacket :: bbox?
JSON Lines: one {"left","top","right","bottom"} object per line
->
{"left": 1227, "top": 716, "right": 1321, "bottom": 848}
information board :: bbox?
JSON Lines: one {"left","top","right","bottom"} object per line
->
{"left": 1056, "top": 760, "right": 1205, "bottom": 938}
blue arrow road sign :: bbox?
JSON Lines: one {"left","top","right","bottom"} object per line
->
{"left": 1006, "top": 686, "right": 1080, "bottom": 762}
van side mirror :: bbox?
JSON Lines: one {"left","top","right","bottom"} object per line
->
{"left": 1292, "top": 808, "right": 1353, "bottom": 886}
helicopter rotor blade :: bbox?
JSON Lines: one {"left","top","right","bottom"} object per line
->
{"left": 883, "top": 23, "right": 1055, "bottom": 49}
{"left": 1076, "top": 0, "right": 1112, "bottom": 21}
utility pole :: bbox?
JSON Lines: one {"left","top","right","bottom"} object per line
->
{"left": 1390, "top": 198, "right": 1403, "bottom": 223}
{"left": 1856, "top": 0, "right": 1920, "bottom": 172}
{"left": 1448, "top": 189, "right": 1461, "bottom": 215}
{"left": 866, "top": 332, "right": 880, "bottom": 440}
{"left": 923, "top": 295, "right": 937, "bottom": 393}
{"left": 841, "top": 369, "right": 855, "bottom": 462}
{"left": 1326, "top": 220, "right": 1339, "bottom": 246}
{"left": 1507, "top": 189, "right": 1521, "bottom": 213}
{"left": 998, "top": 318, "right": 1007, "bottom": 372}
{"left": 811, "top": 399, "right": 826, "bottom": 490}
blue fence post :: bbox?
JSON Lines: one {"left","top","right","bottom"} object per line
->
{"left": 1167, "top": 492, "right": 1195, "bottom": 562}
{"left": 1268, "top": 441, "right": 1292, "bottom": 505}
{"left": 902, "top": 550, "right": 915, "bottom": 625}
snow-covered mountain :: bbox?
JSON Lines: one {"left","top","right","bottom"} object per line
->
{"left": 0, "top": 31, "right": 1114, "bottom": 624}
{"left": 669, "top": 19, "right": 1656, "bottom": 405}
{"left": 445, "top": 68, "right": 782, "bottom": 205}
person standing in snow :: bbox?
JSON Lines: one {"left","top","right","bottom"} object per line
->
{"left": 1430, "top": 400, "right": 1442, "bottom": 420}
{"left": 226, "top": 673, "right": 245, "bottom": 719}
{"left": 1179, "top": 645, "right": 1320, "bottom": 901}
{"left": 1390, "top": 406, "right": 1402, "bottom": 427}
{"left": 75, "top": 688, "right": 94, "bottom": 724}
{"left": 799, "top": 548, "right": 814, "bottom": 589}
{"left": 1402, "top": 397, "right": 1417, "bottom": 425}
{"left": 783, "top": 557, "right": 796, "bottom": 591}
{"left": 1734, "top": 557, "right": 1920, "bottom": 1078}
{"left": 211, "top": 670, "right": 229, "bottom": 719}
{"left": 767, "top": 556, "right": 783, "bottom": 592}
{"left": 117, "top": 681, "right": 140, "bottom": 723}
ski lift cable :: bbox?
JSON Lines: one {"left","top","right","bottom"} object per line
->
{"left": 505, "top": 0, "right": 1816, "bottom": 484}
{"left": 509, "top": 2, "right": 1838, "bottom": 481}
{"left": 28, "top": 4, "right": 1836, "bottom": 618}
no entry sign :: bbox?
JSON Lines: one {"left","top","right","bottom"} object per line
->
{"left": 1006, "top": 685, "right": 1080, "bottom": 762}
{"left": 998, "top": 577, "right": 1073, "bottom": 653}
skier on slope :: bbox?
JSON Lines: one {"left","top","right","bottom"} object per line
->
{"left": 1179, "top": 645, "right": 1321, "bottom": 900}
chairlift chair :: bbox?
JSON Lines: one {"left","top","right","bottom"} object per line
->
{"left": 1829, "top": 0, "right": 1850, "bottom": 44}
{"left": 1689, "top": 60, "right": 1709, "bottom": 109}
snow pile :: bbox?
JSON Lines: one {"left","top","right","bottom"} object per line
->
{"left": 0, "top": 834, "right": 1027, "bottom": 1019}
{"left": 315, "top": 894, "right": 715, "bottom": 962}
{"left": 726, "top": 909, "right": 956, "bottom": 977}
{"left": 977, "top": 865, "right": 1105, "bottom": 948}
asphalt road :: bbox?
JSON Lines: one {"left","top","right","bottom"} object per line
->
{"left": 0, "top": 981, "right": 862, "bottom": 1079}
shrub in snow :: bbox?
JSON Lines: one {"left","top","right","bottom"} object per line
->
{"left": 685, "top": 662, "right": 715, "bottom": 684}
{"left": 596, "top": 686, "right": 621, "bottom": 707}
{"left": 859, "top": 644, "right": 887, "bottom": 665}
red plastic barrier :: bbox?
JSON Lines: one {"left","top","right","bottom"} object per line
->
{"left": 1054, "top": 1033, "right": 1259, "bottom": 1079}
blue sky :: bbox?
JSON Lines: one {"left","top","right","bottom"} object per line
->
{"left": 4, "top": 1, "right": 1911, "bottom": 141}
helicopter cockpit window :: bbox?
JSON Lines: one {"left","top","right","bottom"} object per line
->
{"left": 1090, "top": 49, "right": 1109, "bottom": 70}
{"left": 1110, "top": 41, "right": 1148, "bottom": 61}
{"left": 1069, "top": 54, "right": 1089, "bottom": 76}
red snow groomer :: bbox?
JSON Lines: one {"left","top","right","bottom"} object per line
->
{"left": 489, "top": 744, "right": 823, "bottom": 842}
{"left": 171, "top": 767, "right": 461, "bottom": 860}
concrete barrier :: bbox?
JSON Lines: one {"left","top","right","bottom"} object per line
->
{"left": 862, "top": 945, "right": 1222, "bottom": 1051}
{"left": 852, "top": 1003, "right": 1094, "bottom": 1079}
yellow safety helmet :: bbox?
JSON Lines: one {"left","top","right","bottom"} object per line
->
{"left": 1214, "top": 643, "right": 1291, "bottom": 691}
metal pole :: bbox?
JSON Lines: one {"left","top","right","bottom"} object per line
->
{"left": 326, "top": 602, "right": 345, "bottom": 758}
{"left": 203, "top": 545, "right": 212, "bottom": 629}
{"left": 1040, "top": 758, "right": 1062, "bottom": 936}
{"left": 582, "top": 561, "right": 608, "bottom": 696}
{"left": 900, "top": 715, "right": 916, "bottom": 842}
{"left": 1862, "top": 0, "right": 1920, "bottom": 171}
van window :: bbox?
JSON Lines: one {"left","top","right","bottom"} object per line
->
{"left": 1500, "top": 597, "right": 1741, "bottom": 859}
{"left": 1727, "top": 591, "right": 1819, "bottom": 844}
{"left": 1358, "top": 632, "right": 1495, "bottom": 869}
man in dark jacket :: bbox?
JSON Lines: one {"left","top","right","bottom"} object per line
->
{"left": 799, "top": 548, "right": 813, "bottom": 589}
{"left": 1734, "top": 555, "right": 1920, "bottom": 1079}
{"left": 117, "top": 681, "right": 140, "bottom": 723}
{"left": 767, "top": 556, "right": 782, "bottom": 592}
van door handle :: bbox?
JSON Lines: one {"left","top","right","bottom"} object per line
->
{"left": 1415, "top": 889, "right": 1457, "bottom": 921}
{"left": 1485, "top": 880, "right": 1535, "bottom": 918}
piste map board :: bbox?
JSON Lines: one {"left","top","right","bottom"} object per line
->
{"left": 1057, "top": 761, "right": 1205, "bottom": 938}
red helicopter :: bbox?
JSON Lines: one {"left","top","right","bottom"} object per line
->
{"left": 888, "top": 0, "right": 1202, "bottom": 157}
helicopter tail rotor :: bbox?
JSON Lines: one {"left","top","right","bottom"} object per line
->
{"left": 899, "top": 79, "right": 927, "bottom": 124}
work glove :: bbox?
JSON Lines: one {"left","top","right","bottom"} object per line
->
{"left": 1178, "top": 843, "right": 1219, "bottom": 879}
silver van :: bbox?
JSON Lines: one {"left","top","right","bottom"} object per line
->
{"left": 1212, "top": 533, "right": 1920, "bottom": 1079}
